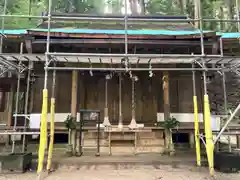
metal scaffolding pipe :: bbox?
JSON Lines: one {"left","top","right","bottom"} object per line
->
{"left": 236, "top": 0, "right": 240, "bottom": 31}
{"left": 11, "top": 43, "right": 23, "bottom": 153}
{"left": 0, "top": 0, "right": 7, "bottom": 53}
{"left": 214, "top": 103, "right": 240, "bottom": 144}
{"left": 0, "top": 14, "right": 199, "bottom": 22}
{"left": 0, "top": 14, "right": 240, "bottom": 23}
{"left": 221, "top": 64, "right": 232, "bottom": 152}
{"left": 46, "top": 67, "right": 223, "bottom": 71}
{"left": 202, "top": 19, "right": 240, "bottom": 22}
{"left": 0, "top": 132, "right": 40, "bottom": 135}
{"left": 124, "top": 0, "right": 128, "bottom": 56}
{"left": 47, "top": 52, "right": 223, "bottom": 58}
{"left": 22, "top": 62, "right": 31, "bottom": 153}
{"left": 197, "top": 0, "right": 205, "bottom": 56}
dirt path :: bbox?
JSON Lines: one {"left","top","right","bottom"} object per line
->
{"left": 0, "top": 165, "right": 239, "bottom": 180}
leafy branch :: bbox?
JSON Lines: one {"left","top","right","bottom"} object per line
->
{"left": 64, "top": 115, "right": 76, "bottom": 130}
{"left": 156, "top": 116, "right": 180, "bottom": 130}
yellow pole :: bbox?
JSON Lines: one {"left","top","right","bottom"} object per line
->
{"left": 193, "top": 96, "right": 201, "bottom": 166}
{"left": 37, "top": 89, "right": 48, "bottom": 174}
{"left": 204, "top": 95, "right": 214, "bottom": 176}
{"left": 47, "top": 98, "right": 55, "bottom": 172}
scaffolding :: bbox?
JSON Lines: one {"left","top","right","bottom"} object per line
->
{"left": 1, "top": 0, "right": 240, "bottom": 178}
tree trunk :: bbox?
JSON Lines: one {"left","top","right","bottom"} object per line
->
{"left": 227, "top": 0, "right": 235, "bottom": 31}
{"left": 129, "top": 0, "right": 138, "bottom": 14}
{"left": 194, "top": 0, "right": 200, "bottom": 28}
{"left": 139, "top": 0, "right": 145, "bottom": 14}
{"left": 178, "top": 0, "right": 186, "bottom": 14}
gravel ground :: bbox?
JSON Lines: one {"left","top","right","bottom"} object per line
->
{"left": 0, "top": 165, "right": 240, "bottom": 180}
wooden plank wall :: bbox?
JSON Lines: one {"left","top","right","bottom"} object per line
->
{"left": 31, "top": 71, "right": 203, "bottom": 126}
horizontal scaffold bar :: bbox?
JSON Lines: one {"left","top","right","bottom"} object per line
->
{"left": 0, "top": 14, "right": 196, "bottom": 22}
{"left": 45, "top": 67, "right": 236, "bottom": 71}
{"left": 0, "top": 14, "right": 239, "bottom": 23}
{"left": 0, "top": 132, "right": 40, "bottom": 135}
{"left": 1, "top": 53, "right": 240, "bottom": 65}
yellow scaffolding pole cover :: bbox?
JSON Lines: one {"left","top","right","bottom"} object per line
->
{"left": 204, "top": 95, "right": 214, "bottom": 176}
{"left": 193, "top": 95, "right": 201, "bottom": 166}
{"left": 47, "top": 98, "right": 55, "bottom": 172}
{"left": 37, "top": 89, "right": 48, "bottom": 174}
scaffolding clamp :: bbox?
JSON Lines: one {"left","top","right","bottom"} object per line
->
{"left": 88, "top": 58, "right": 93, "bottom": 76}
{"left": 148, "top": 58, "right": 153, "bottom": 77}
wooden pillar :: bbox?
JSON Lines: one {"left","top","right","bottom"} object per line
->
{"left": 189, "top": 132, "right": 195, "bottom": 149}
{"left": 163, "top": 72, "right": 170, "bottom": 119}
{"left": 71, "top": 70, "right": 78, "bottom": 155}
{"left": 237, "top": 135, "right": 240, "bottom": 149}
{"left": 163, "top": 71, "right": 171, "bottom": 152}
{"left": 6, "top": 84, "right": 14, "bottom": 146}
{"left": 7, "top": 84, "right": 14, "bottom": 128}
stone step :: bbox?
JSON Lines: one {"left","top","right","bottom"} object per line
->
{"left": 137, "top": 139, "right": 164, "bottom": 146}
{"left": 83, "top": 139, "right": 108, "bottom": 147}
{"left": 136, "top": 146, "right": 165, "bottom": 153}
{"left": 100, "top": 145, "right": 165, "bottom": 154}
{"left": 82, "top": 132, "right": 106, "bottom": 139}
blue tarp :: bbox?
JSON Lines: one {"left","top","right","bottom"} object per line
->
{"left": 2, "top": 28, "right": 240, "bottom": 39}
{"left": 28, "top": 28, "right": 212, "bottom": 36}
{"left": 1, "top": 29, "right": 27, "bottom": 35}
{"left": 218, "top": 32, "right": 240, "bottom": 39}
{"left": 2, "top": 28, "right": 212, "bottom": 36}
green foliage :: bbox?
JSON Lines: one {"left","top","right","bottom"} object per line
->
{"left": 51, "top": 0, "right": 106, "bottom": 14}
{"left": 64, "top": 115, "right": 76, "bottom": 130}
{"left": 156, "top": 116, "right": 180, "bottom": 130}
{"left": 146, "top": 0, "right": 183, "bottom": 15}
{"left": 106, "top": 0, "right": 123, "bottom": 14}
{"left": 0, "top": 0, "right": 238, "bottom": 31}
{"left": 0, "top": 0, "right": 45, "bottom": 28}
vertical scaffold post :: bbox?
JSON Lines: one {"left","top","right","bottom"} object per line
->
{"left": 192, "top": 63, "right": 201, "bottom": 166}
{"left": 22, "top": 61, "right": 32, "bottom": 153}
{"left": 118, "top": 73, "right": 123, "bottom": 129}
{"left": 37, "top": 0, "right": 52, "bottom": 176}
{"left": 202, "top": 61, "right": 214, "bottom": 176}
{"left": 221, "top": 65, "right": 231, "bottom": 152}
{"left": 12, "top": 43, "right": 23, "bottom": 153}
{"left": 0, "top": 0, "right": 7, "bottom": 53}
{"left": 47, "top": 63, "right": 56, "bottom": 173}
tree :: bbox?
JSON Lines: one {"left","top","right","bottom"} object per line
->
{"left": 129, "top": 0, "right": 138, "bottom": 14}
{"left": 0, "top": 0, "right": 45, "bottom": 28}
{"left": 106, "top": 0, "right": 123, "bottom": 14}
{"left": 146, "top": 0, "right": 183, "bottom": 15}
